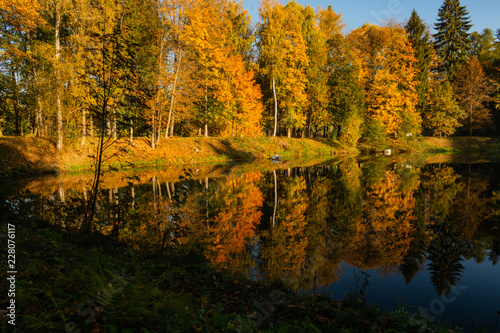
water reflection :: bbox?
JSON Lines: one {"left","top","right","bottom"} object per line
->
{"left": 4, "top": 159, "right": 500, "bottom": 328}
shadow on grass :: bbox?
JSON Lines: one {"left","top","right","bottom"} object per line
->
{"left": 205, "top": 140, "right": 257, "bottom": 160}
{"left": 0, "top": 137, "right": 58, "bottom": 177}
{"left": 309, "top": 137, "right": 343, "bottom": 149}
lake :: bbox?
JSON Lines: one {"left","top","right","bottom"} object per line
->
{"left": 3, "top": 157, "right": 500, "bottom": 332}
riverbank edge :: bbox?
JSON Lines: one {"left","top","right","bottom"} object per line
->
{"left": 0, "top": 136, "right": 354, "bottom": 177}
{"left": 1, "top": 135, "right": 498, "bottom": 177}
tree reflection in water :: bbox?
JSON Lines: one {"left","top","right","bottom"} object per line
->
{"left": 4, "top": 160, "right": 500, "bottom": 297}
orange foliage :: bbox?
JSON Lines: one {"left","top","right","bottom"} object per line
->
{"left": 206, "top": 173, "right": 264, "bottom": 267}
{"left": 0, "top": 0, "right": 43, "bottom": 31}
{"left": 347, "top": 170, "right": 418, "bottom": 269}
{"left": 348, "top": 24, "right": 420, "bottom": 136}
{"left": 181, "top": 0, "right": 263, "bottom": 136}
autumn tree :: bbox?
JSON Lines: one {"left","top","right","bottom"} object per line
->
{"left": 434, "top": 0, "right": 472, "bottom": 81}
{"left": 454, "top": 56, "right": 494, "bottom": 135}
{"left": 0, "top": 0, "right": 46, "bottom": 137}
{"left": 348, "top": 24, "right": 420, "bottom": 141}
{"left": 470, "top": 28, "right": 497, "bottom": 63}
{"left": 316, "top": 5, "right": 358, "bottom": 142}
{"left": 182, "top": 0, "right": 263, "bottom": 137}
{"left": 257, "top": 0, "right": 309, "bottom": 138}
{"left": 0, "top": 0, "right": 43, "bottom": 32}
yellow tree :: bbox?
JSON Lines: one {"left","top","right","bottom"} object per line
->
{"left": 215, "top": 54, "right": 263, "bottom": 137}
{"left": 280, "top": 1, "right": 309, "bottom": 137}
{"left": 181, "top": 0, "right": 262, "bottom": 137}
{"left": 149, "top": 0, "right": 187, "bottom": 147}
{"left": 348, "top": 24, "right": 420, "bottom": 140}
{"left": 257, "top": 0, "right": 309, "bottom": 138}
{"left": 0, "top": 0, "right": 43, "bottom": 32}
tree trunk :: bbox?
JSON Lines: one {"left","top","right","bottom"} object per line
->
{"left": 166, "top": 51, "right": 182, "bottom": 138}
{"left": 36, "top": 95, "right": 43, "bottom": 136}
{"left": 272, "top": 76, "right": 278, "bottom": 138}
{"left": 156, "top": 107, "right": 161, "bottom": 146}
{"left": 151, "top": 109, "right": 156, "bottom": 149}
{"left": 81, "top": 108, "right": 86, "bottom": 146}
{"left": 58, "top": 186, "right": 65, "bottom": 203}
{"left": 112, "top": 108, "right": 117, "bottom": 140}
{"left": 205, "top": 82, "right": 208, "bottom": 138}
{"left": 55, "top": 0, "right": 63, "bottom": 150}
{"left": 129, "top": 119, "right": 134, "bottom": 145}
{"left": 32, "top": 66, "right": 43, "bottom": 137}
{"left": 11, "top": 69, "right": 20, "bottom": 136}
{"left": 170, "top": 115, "right": 174, "bottom": 137}
{"left": 272, "top": 169, "right": 277, "bottom": 228}
{"left": 106, "top": 116, "right": 111, "bottom": 137}
{"left": 131, "top": 185, "right": 135, "bottom": 209}
{"left": 469, "top": 103, "right": 473, "bottom": 136}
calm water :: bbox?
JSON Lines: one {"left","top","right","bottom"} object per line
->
{"left": 4, "top": 158, "right": 500, "bottom": 332}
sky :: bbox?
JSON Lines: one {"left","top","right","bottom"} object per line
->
{"left": 242, "top": 0, "right": 499, "bottom": 34}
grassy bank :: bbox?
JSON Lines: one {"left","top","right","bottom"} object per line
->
{"left": 0, "top": 136, "right": 351, "bottom": 177}
{"left": 1, "top": 135, "right": 498, "bottom": 178}
{"left": 422, "top": 137, "right": 499, "bottom": 153}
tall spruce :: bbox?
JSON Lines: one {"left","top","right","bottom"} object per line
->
{"left": 406, "top": 9, "right": 433, "bottom": 118}
{"left": 434, "top": 0, "right": 472, "bottom": 81}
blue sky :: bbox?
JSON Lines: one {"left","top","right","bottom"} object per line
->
{"left": 242, "top": 0, "right": 499, "bottom": 34}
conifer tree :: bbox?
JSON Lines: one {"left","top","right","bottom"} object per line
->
{"left": 406, "top": 10, "right": 433, "bottom": 118}
{"left": 434, "top": 0, "right": 472, "bottom": 81}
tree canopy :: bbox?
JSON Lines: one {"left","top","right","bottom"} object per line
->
{"left": 1, "top": 0, "right": 499, "bottom": 147}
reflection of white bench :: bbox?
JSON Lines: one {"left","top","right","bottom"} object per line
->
{"left": 384, "top": 149, "right": 391, "bottom": 155}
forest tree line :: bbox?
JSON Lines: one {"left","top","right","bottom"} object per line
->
{"left": 1, "top": 0, "right": 499, "bottom": 150}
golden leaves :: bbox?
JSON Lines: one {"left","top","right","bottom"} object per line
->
{"left": 348, "top": 24, "right": 420, "bottom": 136}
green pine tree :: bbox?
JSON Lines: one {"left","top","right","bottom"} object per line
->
{"left": 405, "top": 9, "right": 433, "bottom": 118}
{"left": 434, "top": 0, "right": 472, "bottom": 81}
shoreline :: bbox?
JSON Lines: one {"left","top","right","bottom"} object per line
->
{"left": 1, "top": 136, "right": 499, "bottom": 178}
{"left": 0, "top": 136, "right": 353, "bottom": 177}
